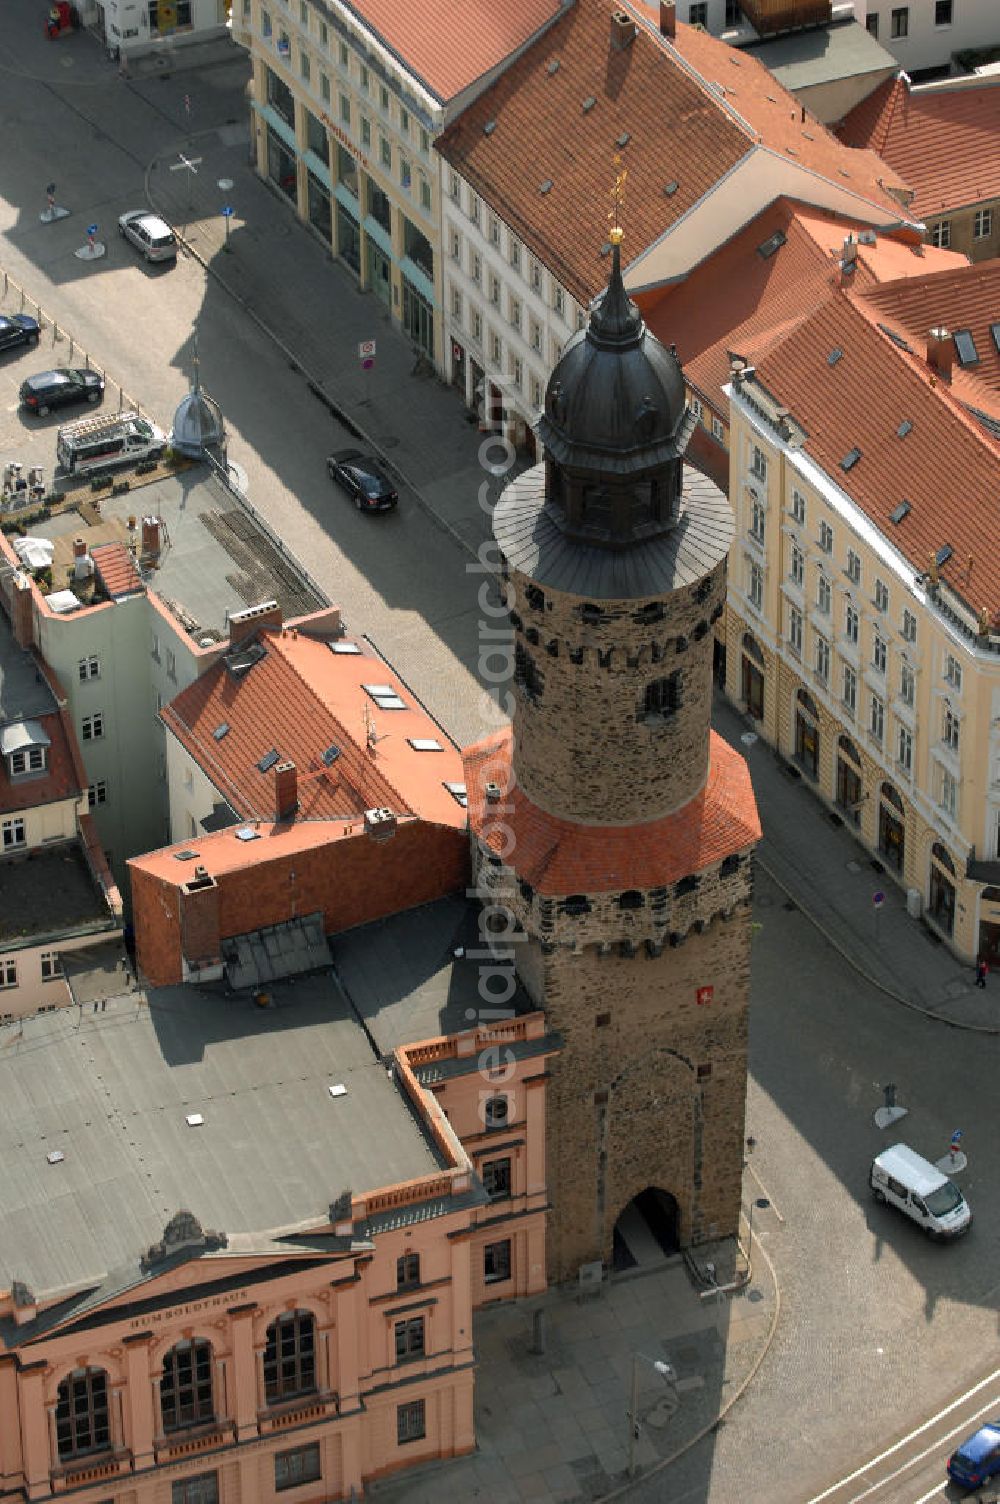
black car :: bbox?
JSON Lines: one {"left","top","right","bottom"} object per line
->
{"left": 0, "top": 314, "right": 40, "bottom": 354}
{"left": 20, "top": 368, "right": 105, "bottom": 416}
{"left": 326, "top": 448, "right": 398, "bottom": 511}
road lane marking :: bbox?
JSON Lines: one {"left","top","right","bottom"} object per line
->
{"left": 835, "top": 1394, "right": 1000, "bottom": 1503}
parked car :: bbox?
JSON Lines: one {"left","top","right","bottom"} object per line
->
{"left": 326, "top": 448, "right": 398, "bottom": 511}
{"left": 20, "top": 368, "right": 104, "bottom": 416}
{"left": 118, "top": 210, "right": 177, "bottom": 263}
{"left": 947, "top": 1422, "right": 1000, "bottom": 1490}
{"left": 0, "top": 314, "right": 40, "bottom": 354}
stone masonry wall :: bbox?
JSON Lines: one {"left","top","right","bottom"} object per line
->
{"left": 503, "top": 560, "right": 728, "bottom": 824}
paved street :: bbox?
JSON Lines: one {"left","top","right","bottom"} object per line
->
{"left": 3, "top": 16, "right": 1000, "bottom": 1504}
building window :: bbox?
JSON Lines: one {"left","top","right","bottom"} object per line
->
{"left": 359, "top": 64, "right": 369, "bottom": 92}
{"left": 530, "top": 258, "right": 542, "bottom": 293}
{"left": 712, "top": 415, "right": 725, "bottom": 443}
{"left": 469, "top": 250, "right": 482, "bottom": 285}
{"left": 338, "top": 39, "right": 348, "bottom": 67}
{"left": 274, "top": 1446, "right": 321, "bottom": 1492}
{"left": 843, "top": 664, "right": 857, "bottom": 714}
{"left": 790, "top": 543, "right": 804, "bottom": 587}
{"left": 397, "top": 1399, "right": 426, "bottom": 1445}
{"left": 88, "top": 781, "right": 108, "bottom": 809}
{"left": 484, "top": 1239, "right": 512, "bottom": 1284}
{"left": 902, "top": 608, "right": 917, "bottom": 643}
{"left": 934, "top": 0, "right": 952, "bottom": 22}
{"left": 748, "top": 559, "right": 763, "bottom": 611}
{"left": 750, "top": 444, "right": 767, "bottom": 482}
{"left": 845, "top": 603, "right": 859, "bottom": 644}
{"left": 788, "top": 604, "right": 803, "bottom": 655}
{"left": 360, "top": 116, "right": 371, "bottom": 148}
{"left": 261, "top": 8, "right": 271, "bottom": 36}
{"left": 866, "top": 11, "right": 878, "bottom": 33}
{"left": 2, "top": 817, "right": 26, "bottom": 851}
{"left": 468, "top": 191, "right": 480, "bottom": 225}
{"left": 791, "top": 489, "right": 806, "bottom": 525}
{"left": 172, "top": 1475, "right": 218, "bottom": 1504}
{"left": 930, "top": 220, "right": 951, "bottom": 249}
{"left": 449, "top": 227, "right": 462, "bottom": 264}
{"left": 264, "top": 1311, "right": 316, "bottom": 1403}
{"left": 160, "top": 1340, "right": 215, "bottom": 1432}
{"left": 10, "top": 746, "right": 46, "bottom": 775}
{"left": 509, "top": 295, "right": 522, "bottom": 332}
{"left": 399, "top": 156, "right": 411, "bottom": 191}
{"left": 870, "top": 693, "right": 885, "bottom": 743}
{"left": 396, "top": 1252, "right": 420, "bottom": 1290}
{"left": 530, "top": 374, "right": 542, "bottom": 407}
{"left": 554, "top": 285, "right": 565, "bottom": 318}
{"left": 41, "top": 951, "right": 63, "bottom": 980}
{"left": 488, "top": 272, "right": 500, "bottom": 307}
{"left": 338, "top": 92, "right": 350, "bottom": 126}
{"left": 898, "top": 723, "right": 913, "bottom": 773}
{"left": 318, "top": 19, "right": 327, "bottom": 47}
{"left": 642, "top": 672, "right": 681, "bottom": 720}
{"left": 379, "top": 82, "right": 389, "bottom": 112}
{"left": 81, "top": 712, "right": 105, "bottom": 741}
{"left": 56, "top": 1369, "right": 110, "bottom": 1460}
{"left": 890, "top": 6, "right": 908, "bottom": 38}
{"left": 750, "top": 498, "right": 765, "bottom": 543}
{"left": 484, "top": 1094, "right": 509, "bottom": 1129}
{"left": 482, "top": 1156, "right": 512, "bottom": 1200}
{"left": 530, "top": 318, "right": 542, "bottom": 353}
{"left": 846, "top": 549, "right": 861, "bottom": 584}
{"left": 299, "top": 50, "right": 310, "bottom": 83}
{"left": 509, "top": 238, "right": 521, "bottom": 272}
{"left": 0, "top": 960, "right": 17, "bottom": 988}
{"left": 451, "top": 286, "right": 462, "bottom": 320}
{"left": 874, "top": 578, "right": 889, "bottom": 612}
{"left": 399, "top": 107, "right": 409, "bottom": 135}
{"left": 419, "top": 177, "right": 432, "bottom": 212}
{"left": 320, "top": 72, "right": 330, "bottom": 103}
{"left": 691, "top": 396, "right": 703, "bottom": 421}
{"left": 872, "top": 633, "right": 886, "bottom": 674}
{"left": 725, "top": 0, "right": 741, "bottom": 21}
{"left": 491, "top": 331, "right": 502, "bottom": 365}
{"left": 379, "top": 135, "right": 391, "bottom": 170}
{"left": 78, "top": 655, "right": 100, "bottom": 681}
{"left": 511, "top": 356, "right": 523, "bottom": 391}
{"left": 940, "top": 767, "right": 958, "bottom": 820}
{"left": 819, "top": 521, "right": 833, "bottom": 553}
{"left": 394, "top": 1317, "right": 425, "bottom": 1361}
{"left": 472, "top": 310, "right": 482, "bottom": 344}
{"left": 900, "top": 662, "right": 915, "bottom": 706}
{"left": 817, "top": 574, "right": 831, "bottom": 614}
{"left": 944, "top": 653, "right": 963, "bottom": 691}
{"left": 689, "top": 1, "right": 708, "bottom": 21}
{"left": 815, "top": 634, "right": 830, "bottom": 683}
{"left": 974, "top": 208, "right": 993, "bottom": 240}
{"left": 943, "top": 706, "right": 960, "bottom": 752}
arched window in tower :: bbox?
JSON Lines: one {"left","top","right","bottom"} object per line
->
{"left": 160, "top": 1339, "right": 215, "bottom": 1432}
{"left": 263, "top": 1311, "right": 317, "bottom": 1403}
{"left": 580, "top": 483, "right": 613, "bottom": 533}
{"left": 640, "top": 671, "right": 681, "bottom": 723}
{"left": 630, "top": 479, "right": 656, "bottom": 528}
{"left": 515, "top": 642, "right": 544, "bottom": 700}
{"left": 55, "top": 1368, "right": 111, "bottom": 1460}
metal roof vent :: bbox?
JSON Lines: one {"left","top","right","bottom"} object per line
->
{"left": 540, "top": 179, "right": 553, "bottom": 194}
{"left": 483, "top": 119, "right": 497, "bottom": 136}
{"left": 328, "top": 1083, "right": 347, "bottom": 1098}
{"left": 616, "top": 131, "right": 631, "bottom": 147}
{"left": 664, "top": 180, "right": 679, "bottom": 196}
{"left": 582, "top": 95, "right": 596, "bottom": 112}
{"left": 547, "top": 58, "right": 560, "bottom": 74}
{"left": 485, "top": 781, "right": 502, "bottom": 804}
{"left": 364, "top": 807, "right": 397, "bottom": 841}
{"left": 897, "top": 419, "right": 913, "bottom": 438}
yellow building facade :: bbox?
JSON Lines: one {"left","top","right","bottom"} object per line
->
{"left": 723, "top": 373, "right": 1000, "bottom": 966}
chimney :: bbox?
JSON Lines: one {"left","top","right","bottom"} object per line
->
{"left": 274, "top": 760, "right": 298, "bottom": 822}
{"left": 926, "top": 327, "right": 953, "bottom": 383}
{"left": 610, "top": 7, "right": 636, "bottom": 48}
{"left": 141, "top": 516, "right": 162, "bottom": 560}
{"left": 659, "top": 0, "right": 676, "bottom": 38}
{"left": 73, "top": 537, "right": 87, "bottom": 559}
{"left": 228, "top": 600, "right": 282, "bottom": 649}
{"left": 11, "top": 573, "right": 34, "bottom": 649}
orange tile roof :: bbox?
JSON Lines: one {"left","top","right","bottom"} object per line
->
{"left": 437, "top": 1, "right": 916, "bottom": 305}
{"left": 342, "top": 0, "right": 565, "bottom": 104}
{"left": 838, "top": 74, "right": 1000, "bottom": 219}
{"left": 750, "top": 293, "right": 1000, "bottom": 617}
{"left": 129, "top": 817, "right": 357, "bottom": 885}
{"left": 162, "top": 629, "right": 469, "bottom": 829}
{"left": 463, "top": 728, "right": 760, "bottom": 893}
{"left": 90, "top": 541, "right": 144, "bottom": 600}
{"left": 0, "top": 709, "right": 84, "bottom": 817}
{"left": 861, "top": 260, "right": 1000, "bottom": 405}
{"left": 640, "top": 199, "right": 963, "bottom": 414}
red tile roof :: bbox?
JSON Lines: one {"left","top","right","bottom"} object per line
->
{"left": 641, "top": 199, "right": 964, "bottom": 414}
{"left": 862, "top": 260, "right": 1000, "bottom": 405}
{"left": 463, "top": 728, "right": 760, "bottom": 893}
{"left": 749, "top": 292, "right": 1000, "bottom": 617}
{"left": 342, "top": 0, "right": 565, "bottom": 104}
{"left": 91, "top": 541, "right": 144, "bottom": 600}
{"left": 162, "top": 629, "right": 469, "bottom": 829}
{"left": 438, "top": 1, "right": 915, "bottom": 304}
{"left": 838, "top": 74, "right": 1000, "bottom": 219}
{"left": 0, "top": 709, "right": 84, "bottom": 817}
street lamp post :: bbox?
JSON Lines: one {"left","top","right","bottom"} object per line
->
{"left": 627, "top": 1353, "right": 678, "bottom": 1478}
{"left": 218, "top": 179, "right": 234, "bottom": 252}
{"left": 746, "top": 1195, "right": 771, "bottom": 1269}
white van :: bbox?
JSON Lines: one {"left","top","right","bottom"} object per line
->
{"left": 56, "top": 413, "right": 166, "bottom": 477}
{"left": 870, "top": 1143, "right": 971, "bottom": 1240}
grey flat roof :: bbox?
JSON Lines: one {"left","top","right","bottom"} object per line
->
{"left": 43, "top": 466, "right": 325, "bottom": 636}
{"left": 0, "top": 610, "right": 56, "bottom": 726}
{"left": 333, "top": 896, "right": 534, "bottom": 1057}
{"left": 0, "top": 842, "right": 114, "bottom": 947}
{"left": 743, "top": 20, "right": 898, "bottom": 89}
{"left": 0, "top": 973, "right": 444, "bottom": 1298}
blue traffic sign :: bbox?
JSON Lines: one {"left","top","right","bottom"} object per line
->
{"left": 86, "top": 223, "right": 97, "bottom": 236}
{"left": 873, "top": 891, "right": 886, "bottom": 908}
{"left": 222, "top": 205, "right": 233, "bottom": 217}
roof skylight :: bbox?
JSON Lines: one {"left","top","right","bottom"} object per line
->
{"left": 890, "top": 500, "right": 911, "bottom": 524}
{"left": 828, "top": 349, "right": 843, "bottom": 367}
{"left": 840, "top": 448, "right": 862, "bottom": 472}
{"left": 257, "top": 749, "right": 280, "bottom": 773}
{"left": 757, "top": 230, "right": 786, "bottom": 260}
{"left": 991, "top": 322, "right": 1000, "bottom": 355}
{"left": 330, "top": 640, "right": 362, "bottom": 654}
{"left": 408, "top": 738, "right": 443, "bottom": 752}
{"left": 896, "top": 419, "right": 912, "bottom": 438}
{"left": 935, "top": 544, "right": 953, "bottom": 567}
{"left": 213, "top": 721, "right": 230, "bottom": 741}
{"left": 953, "top": 329, "right": 979, "bottom": 366}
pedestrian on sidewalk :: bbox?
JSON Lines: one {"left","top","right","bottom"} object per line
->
{"left": 975, "top": 958, "right": 989, "bottom": 989}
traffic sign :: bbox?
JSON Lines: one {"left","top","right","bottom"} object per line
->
{"left": 222, "top": 205, "right": 234, "bottom": 217}
{"left": 872, "top": 891, "right": 885, "bottom": 908}
{"left": 358, "top": 338, "right": 376, "bottom": 360}
{"left": 696, "top": 985, "right": 714, "bottom": 1007}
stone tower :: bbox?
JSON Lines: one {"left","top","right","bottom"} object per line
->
{"left": 464, "top": 233, "right": 761, "bottom": 1282}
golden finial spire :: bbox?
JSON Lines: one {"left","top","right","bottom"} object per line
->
{"left": 608, "top": 152, "right": 627, "bottom": 245}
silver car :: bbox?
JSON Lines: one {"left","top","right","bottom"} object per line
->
{"left": 118, "top": 210, "right": 177, "bottom": 263}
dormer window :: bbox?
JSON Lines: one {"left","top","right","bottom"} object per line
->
{"left": 2, "top": 722, "right": 51, "bottom": 779}
{"left": 10, "top": 746, "right": 46, "bottom": 776}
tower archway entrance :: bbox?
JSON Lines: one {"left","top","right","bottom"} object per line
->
{"left": 612, "top": 1188, "right": 680, "bottom": 1272}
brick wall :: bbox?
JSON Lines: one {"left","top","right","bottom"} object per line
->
{"left": 504, "top": 561, "right": 728, "bottom": 823}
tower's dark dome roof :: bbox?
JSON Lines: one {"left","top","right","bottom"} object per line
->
{"left": 537, "top": 240, "right": 687, "bottom": 476}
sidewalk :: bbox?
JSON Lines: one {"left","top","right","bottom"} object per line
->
{"left": 712, "top": 696, "right": 994, "bottom": 1030}
{"left": 368, "top": 1237, "right": 777, "bottom": 1504}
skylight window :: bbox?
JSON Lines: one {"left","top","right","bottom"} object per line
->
{"left": 953, "top": 329, "right": 979, "bottom": 366}
{"left": 483, "top": 119, "right": 497, "bottom": 136}
{"left": 890, "top": 500, "right": 911, "bottom": 524}
{"left": 840, "top": 448, "right": 862, "bottom": 472}
{"left": 757, "top": 230, "right": 786, "bottom": 260}
{"left": 257, "top": 749, "right": 280, "bottom": 773}
{"left": 321, "top": 744, "right": 341, "bottom": 766}
{"left": 896, "top": 420, "right": 912, "bottom": 438}
{"left": 828, "top": 349, "right": 843, "bottom": 367}
{"left": 546, "top": 59, "right": 560, "bottom": 75}
{"left": 616, "top": 132, "right": 630, "bottom": 148}
{"left": 213, "top": 722, "right": 230, "bottom": 740}
{"left": 235, "top": 827, "right": 261, "bottom": 842}
{"left": 991, "top": 322, "right": 1000, "bottom": 355}
{"left": 540, "top": 179, "right": 553, "bottom": 194}
{"left": 331, "top": 641, "right": 362, "bottom": 654}
{"left": 408, "top": 738, "right": 443, "bottom": 751}
{"left": 935, "top": 544, "right": 953, "bottom": 567}
{"left": 363, "top": 684, "right": 407, "bottom": 711}
{"left": 664, "top": 180, "right": 679, "bottom": 196}
{"left": 444, "top": 781, "right": 468, "bottom": 807}
{"left": 582, "top": 95, "right": 596, "bottom": 112}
